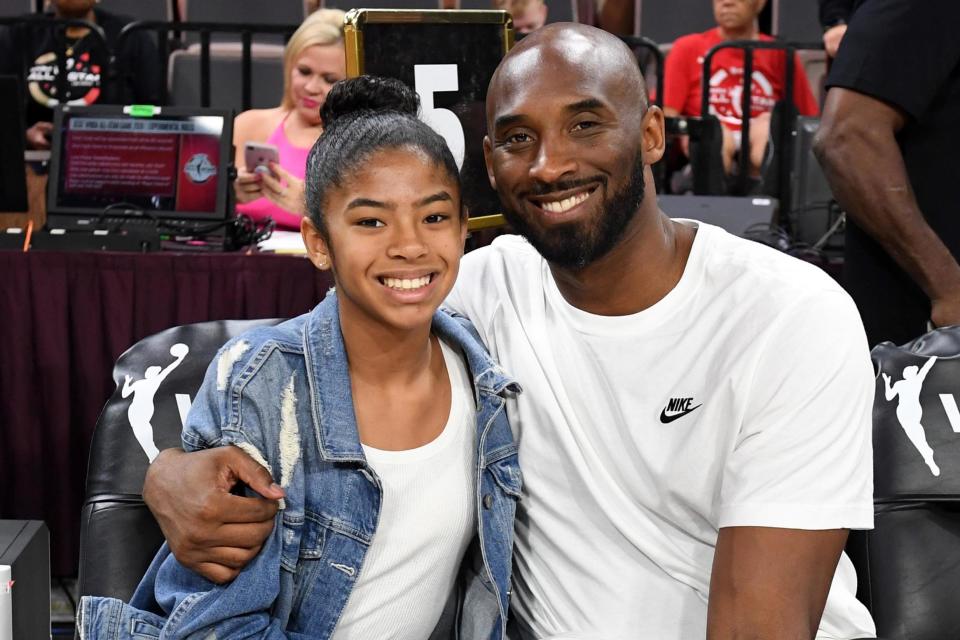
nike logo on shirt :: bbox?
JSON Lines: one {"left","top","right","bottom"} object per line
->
{"left": 660, "top": 397, "right": 702, "bottom": 423}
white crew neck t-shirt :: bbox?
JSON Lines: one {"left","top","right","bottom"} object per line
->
{"left": 445, "top": 221, "right": 876, "bottom": 640}
{"left": 331, "top": 338, "right": 477, "bottom": 640}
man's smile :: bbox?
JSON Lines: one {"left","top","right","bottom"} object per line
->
{"left": 526, "top": 184, "right": 600, "bottom": 219}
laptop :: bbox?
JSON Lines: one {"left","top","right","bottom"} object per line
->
{"left": 45, "top": 104, "right": 233, "bottom": 234}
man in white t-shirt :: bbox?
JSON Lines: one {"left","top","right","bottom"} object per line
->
{"left": 143, "top": 23, "right": 876, "bottom": 639}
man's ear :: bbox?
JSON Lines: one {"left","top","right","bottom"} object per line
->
{"left": 482, "top": 135, "right": 497, "bottom": 190}
{"left": 641, "top": 105, "right": 666, "bottom": 165}
{"left": 301, "top": 216, "right": 332, "bottom": 271}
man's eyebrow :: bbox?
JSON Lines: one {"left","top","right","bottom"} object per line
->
{"left": 415, "top": 191, "right": 453, "bottom": 207}
{"left": 566, "top": 98, "right": 606, "bottom": 113}
{"left": 494, "top": 99, "right": 608, "bottom": 131}
{"left": 346, "top": 198, "right": 392, "bottom": 210}
{"left": 493, "top": 113, "right": 525, "bottom": 131}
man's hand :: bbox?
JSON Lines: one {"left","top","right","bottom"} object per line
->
{"left": 822, "top": 24, "right": 848, "bottom": 58}
{"left": 143, "top": 447, "right": 285, "bottom": 584}
{"left": 707, "top": 527, "right": 847, "bottom": 640}
{"left": 931, "top": 293, "right": 960, "bottom": 329}
{"left": 26, "top": 121, "right": 53, "bottom": 150}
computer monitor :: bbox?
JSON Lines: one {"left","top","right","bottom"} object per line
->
{"left": 46, "top": 104, "right": 233, "bottom": 230}
{"left": 0, "top": 76, "right": 29, "bottom": 213}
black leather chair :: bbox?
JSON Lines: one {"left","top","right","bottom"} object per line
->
{"left": 77, "top": 318, "right": 283, "bottom": 602}
{"left": 847, "top": 326, "right": 960, "bottom": 639}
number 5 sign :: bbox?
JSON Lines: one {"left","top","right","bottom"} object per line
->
{"left": 344, "top": 9, "right": 514, "bottom": 227}
{"left": 415, "top": 64, "right": 465, "bottom": 170}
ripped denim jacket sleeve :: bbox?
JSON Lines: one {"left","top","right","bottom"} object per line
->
{"left": 78, "top": 337, "right": 301, "bottom": 640}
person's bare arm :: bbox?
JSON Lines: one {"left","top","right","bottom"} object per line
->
{"left": 26, "top": 121, "right": 53, "bottom": 150}
{"left": 596, "top": 0, "right": 634, "bottom": 36}
{"left": 144, "top": 446, "right": 284, "bottom": 584}
{"left": 814, "top": 87, "right": 960, "bottom": 328}
{"left": 707, "top": 527, "right": 848, "bottom": 640}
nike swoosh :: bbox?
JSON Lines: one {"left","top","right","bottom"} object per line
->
{"left": 659, "top": 404, "right": 702, "bottom": 424}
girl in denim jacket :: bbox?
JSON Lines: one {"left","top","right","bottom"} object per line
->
{"left": 79, "top": 76, "right": 522, "bottom": 640}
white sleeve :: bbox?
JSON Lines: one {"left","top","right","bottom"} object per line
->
{"left": 718, "top": 289, "right": 875, "bottom": 530}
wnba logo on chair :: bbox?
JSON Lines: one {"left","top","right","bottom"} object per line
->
{"left": 881, "top": 355, "right": 960, "bottom": 477}
{"left": 122, "top": 343, "right": 192, "bottom": 462}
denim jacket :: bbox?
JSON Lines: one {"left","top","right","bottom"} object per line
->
{"left": 79, "top": 292, "right": 522, "bottom": 639}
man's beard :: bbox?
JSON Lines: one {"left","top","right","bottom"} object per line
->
{"left": 501, "top": 152, "right": 646, "bottom": 270}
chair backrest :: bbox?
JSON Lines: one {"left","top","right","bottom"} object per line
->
{"left": 168, "top": 44, "right": 286, "bottom": 110}
{"left": 545, "top": 0, "right": 575, "bottom": 24}
{"left": 797, "top": 48, "right": 827, "bottom": 107}
{"left": 323, "top": 0, "right": 440, "bottom": 10}
{"left": 673, "top": 114, "right": 725, "bottom": 195}
{"left": 77, "top": 318, "right": 284, "bottom": 602}
{"left": 97, "top": 0, "right": 173, "bottom": 23}
{"left": 770, "top": 0, "right": 820, "bottom": 43}
{"left": 846, "top": 326, "right": 960, "bottom": 640}
{"left": 637, "top": 0, "right": 714, "bottom": 46}
{"left": 183, "top": 0, "right": 305, "bottom": 44}
{"left": 457, "top": 0, "right": 572, "bottom": 21}
{"left": 0, "top": 0, "right": 34, "bottom": 18}
{"left": 0, "top": 0, "right": 36, "bottom": 18}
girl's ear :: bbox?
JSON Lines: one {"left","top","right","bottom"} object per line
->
{"left": 301, "top": 216, "right": 332, "bottom": 271}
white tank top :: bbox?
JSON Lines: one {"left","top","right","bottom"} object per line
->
{"left": 331, "top": 338, "right": 477, "bottom": 639}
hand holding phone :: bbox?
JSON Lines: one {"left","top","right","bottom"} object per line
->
{"left": 244, "top": 142, "right": 280, "bottom": 178}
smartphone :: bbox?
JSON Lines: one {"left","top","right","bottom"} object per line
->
{"left": 244, "top": 141, "right": 280, "bottom": 176}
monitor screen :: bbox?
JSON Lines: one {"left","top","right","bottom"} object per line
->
{"left": 47, "top": 105, "right": 232, "bottom": 225}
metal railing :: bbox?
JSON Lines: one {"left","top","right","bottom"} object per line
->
{"left": 114, "top": 21, "right": 299, "bottom": 110}
{"left": 619, "top": 34, "right": 664, "bottom": 108}
{"left": 700, "top": 39, "right": 824, "bottom": 201}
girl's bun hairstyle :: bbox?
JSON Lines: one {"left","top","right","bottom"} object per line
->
{"left": 305, "top": 75, "right": 461, "bottom": 238}
{"left": 320, "top": 76, "right": 419, "bottom": 129}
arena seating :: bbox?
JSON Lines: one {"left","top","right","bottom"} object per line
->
{"left": 458, "top": 0, "right": 576, "bottom": 22}
{"left": 182, "top": 0, "right": 305, "bottom": 44}
{"left": 847, "top": 327, "right": 960, "bottom": 639}
{"left": 0, "top": 0, "right": 32, "bottom": 18}
{"left": 635, "top": 0, "right": 713, "bottom": 45}
{"left": 98, "top": 0, "right": 173, "bottom": 23}
{"left": 322, "top": 0, "right": 442, "bottom": 10}
{"left": 798, "top": 48, "right": 828, "bottom": 105}
{"left": 168, "top": 43, "right": 286, "bottom": 111}
{"left": 771, "top": 0, "right": 821, "bottom": 43}
{"left": 78, "top": 318, "right": 285, "bottom": 602}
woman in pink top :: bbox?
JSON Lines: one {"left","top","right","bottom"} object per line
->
{"left": 234, "top": 9, "right": 346, "bottom": 230}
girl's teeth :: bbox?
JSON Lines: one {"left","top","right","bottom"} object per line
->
{"left": 383, "top": 275, "right": 431, "bottom": 290}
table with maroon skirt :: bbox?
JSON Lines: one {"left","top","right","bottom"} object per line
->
{"left": 0, "top": 249, "right": 334, "bottom": 576}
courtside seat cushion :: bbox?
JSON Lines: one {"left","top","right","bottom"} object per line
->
{"left": 871, "top": 326, "right": 960, "bottom": 501}
{"left": 847, "top": 503, "right": 960, "bottom": 639}
{"left": 84, "top": 318, "right": 284, "bottom": 500}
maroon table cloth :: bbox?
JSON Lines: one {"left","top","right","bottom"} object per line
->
{"left": 0, "top": 250, "right": 334, "bottom": 576}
